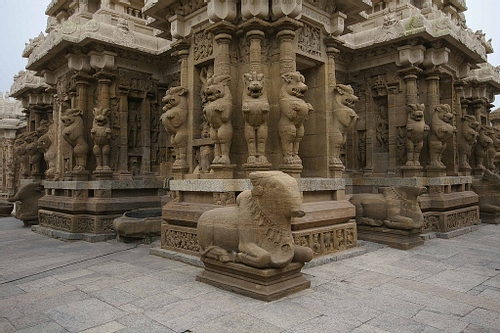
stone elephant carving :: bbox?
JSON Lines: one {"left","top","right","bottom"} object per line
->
{"left": 350, "top": 186, "right": 427, "bottom": 230}
{"left": 197, "top": 171, "right": 313, "bottom": 268}
{"left": 8, "top": 182, "right": 45, "bottom": 226}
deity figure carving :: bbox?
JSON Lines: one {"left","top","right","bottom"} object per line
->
{"left": 475, "top": 125, "right": 494, "bottom": 170}
{"left": 330, "top": 84, "right": 358, "bottom": 166}
{"left": 203, "top": 74, "right": 233, "bottom": 165}
{"left": 61, "top": 108, "right": 89, "bottom": 173}
{"left": 376, "top": 105, "right": 389, "bottom": 149}
{"left": 37, "top": 120, "right": 58, "bottom": 179}
{"left": 160, "top": 86, "right": 189, "bottom": 169}
{"left": 458, "top": 115, "right": 479, "bottom": 169}
{"left": 428, "top": 104, "right": 456, "bottom": 168}
{"left": 242, "top": 72, "right": 269, "bottom": 165}
{"left": 128, "top": 102, "right": 141, "bottom": 148}
{"left": 91, "top": 108, "right": 112, "bottom": 171}
{"left": 350, "top": 186, "right": 427, "bottom": 230}
{"left": 25, "top": 132, "right": 43, "bottom": 176}
{"left": 278, "top": 72, "right": 314, "bottom": 165}
{"left": 198, "top": 171, "right": 314, "bottom": 268}
{"left": 405, "top": 104, "right": 429, "bottom": 167}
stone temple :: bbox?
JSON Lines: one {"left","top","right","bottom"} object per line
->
{"left": 2, "top": 0, "right": 500, "bottom": 298}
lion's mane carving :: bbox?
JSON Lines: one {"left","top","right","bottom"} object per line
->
{"left": 330, "top": 84, "right": 359, "bottom": 166}
{"left": 458, "top": 114, "right": 479, "bottom": 170}
{"left": 62, "top": 108, "right": 89, "bottom": 173}
{"left": 278, "top": 71, "right": 314, "bottom": 165}
{"left": 203, "top": 75, "right": 233, "bottom": 165}
{"left": 242, "top": 72, "right": 270, "bottom": 165}
{"left": 405, "top": 104, "right": 429, "bottom": 167}
{"left": 429, "top": 104, "right": 455, "bottom": 168}
{"left": 349, "top": 186, "right": 426, "bottom": 230}
{"left": 197, "top": 171, "right": 313, "bottom": 268}
{"left": 161, "top": 86, "right": 189, "bottom": 169}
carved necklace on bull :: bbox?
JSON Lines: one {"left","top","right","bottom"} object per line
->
{"left": 388, "top": 187, "right": 414, "bottom": 213}
{"left": 250, "top": 196, "right": 293, "bottom": 249}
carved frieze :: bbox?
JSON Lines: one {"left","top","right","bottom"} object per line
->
{"left": 297, "top": 23, "right": 321, "bottom": 58}
{"left": 194, "top": 31, "right": 214, "bottom": 62}
{"left": 293, "top": 226, "right": 357, "bottom": 256}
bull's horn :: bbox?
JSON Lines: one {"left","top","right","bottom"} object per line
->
{"left": 291, "top": 209, "right": 305, "bottom": 218}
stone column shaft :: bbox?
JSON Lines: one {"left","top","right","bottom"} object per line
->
{"left": 247, "top": 30, "right": 265, "bottom": 73}
{"left": 214, "top": 33, "right": 232, "bottom": 77}
{"left": 426, "top": 74, "right": 440, "bottom": 116}
{"left": 277, "top": 29, "right": 296, "bottom": 75}
{"left": 119, "top": 92, "right": 129, "bottom": 174}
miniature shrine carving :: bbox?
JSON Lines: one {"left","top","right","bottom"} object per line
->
{"left": 203, "top": 74, "right": 233, "bottom": 165}
{"left": 91, "top": 107, "right": 112, "bottom": 172}
{"left": 61, "top": 108, "right": 89, "bottom": 173}
{"left": 405, "top": 104, "right": 429, "bottom": 166}
{"left": 350, "top": 186, "right": 427, "bottom": 230}
{"left": 278, "top": 72, "right": 314, "bottom": 165}
{"left": 198, "top": 171, "right": 314, "bottom": 268}
{"left": 330, "top": 84, "right": 359, "bottom": 167}
{"left": 242, "top": 72, "right": 270, "bottom": 165}
{"left": 160, "top": 86, "right": 189, "bottom": 169}
{"left": 429, "top": 104, "right": 456, "bottom": 168}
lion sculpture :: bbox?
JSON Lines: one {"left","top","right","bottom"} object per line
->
{"left": 475, "top": 125, "right": 494, "bottom": 170}
{"left": 458, "top": 114, "right": 479, "bottom": 170}
{"left": 91, "top": 107, "right": 112, "bottom": 172}
{"left": 428, "top": 104, "right": 455, "bottom": 168}
{"left": 62, "top": 108, "right": 89, "bottom": 173}
{"left": 161, "top": 86, "right": 189, "bottom": 169}
{"left": 486, "top": 127, "right": 500, "bottom": 171}
{"left": 203, "top": 75, "right": 233, "bottom": 165}
{"left": 350, "top": 186, "right": 426, "bottom": 230}
{"left": 330, "top": 84, "right": 359, "bottom": 166}
{"left": 278, "top": 71, "right": 314, "bottom": 165}
{"left": 37, "top": 120, "right": 58, "bottom": 179}
{"left": 25, "top": 131, "right": 43, "bottom": 176}
{"left": 405, "top": 104, "right": 429, "bottom": 167}
{"left": 242, "top": 72, "right": 270, "bottom": 165}
{"left": 197, "top": 171, "right": 314, "bottom": 269}
{"left": 15, "top": 133, "right": 30, "bottom": 178}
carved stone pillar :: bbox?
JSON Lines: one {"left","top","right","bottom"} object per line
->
{"left": 247, "top": 30, "right": 265, "bottom": 73}
{"left": 426, "top": 73, "right": 440, "bottom": 118}
{"left": 118, "top": 90, "right": 131, "bottom": 177}
{"left": 214, "top": 31, "right": 232, "bottom": 77}
{"left": 277, "top": 27, "right": 297, "bottom": 75}
{"left": 387, "top": 85, "right": 399, "bottom": 176}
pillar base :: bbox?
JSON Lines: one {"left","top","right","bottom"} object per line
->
{"left": 401, "top": 165, "right": 423, "bottom": 177}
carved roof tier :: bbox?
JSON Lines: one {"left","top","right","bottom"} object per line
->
{"left": 466, "top": 63, "right": 500, "bottom": 92}
{"left": 9, "top": 71, "right": 49, "bottom": 98}
{"left": 340, "top": 2, "right": 488, "bottom": 65}
{"left": 143, "top": 0, "right": 374, "bottom": 40}
{"left": 25, "top": 1, "right": 171, "bottom": 73}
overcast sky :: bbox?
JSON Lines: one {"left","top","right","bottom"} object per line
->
{"left": 0, "top": 1, "right": 499, "bottom": 106}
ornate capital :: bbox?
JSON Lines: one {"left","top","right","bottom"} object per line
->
{"left": 396, "top": 45, "right": 426, "bottom": 68}
{"left": 89, "top": 51, "right": 117, "bottom": 71}
{"left": 66, "top": 54, "right": 91, "bottom": 72}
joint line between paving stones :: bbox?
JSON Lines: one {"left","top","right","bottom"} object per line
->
{"left": 0, "top": 243, "right": 139, "bottom": 285}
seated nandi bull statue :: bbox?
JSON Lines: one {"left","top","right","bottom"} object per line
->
{"left": 330, "top": 84, "right": 359, "bottom": 167}
{"left": 8, "top": 182, "right": 45, "bottom": 226}
{"left": 429, "top": 104, "right": 455, "bottom": 168}
{"left": 278, "top": 72, "right": 314, "bottom": 165}
{"left": 62, "top": 108, "right": 89, "bottom": 173}
{"left": 405, "top": 104, "right": 429, "bottom": 167}
{"left": 161, "top": 86, "right": 189, "bottom": 169}
{"left": 242, "top": 72, "right": 270, "bottom": 165}
{"left": 203, "top": 74, "right": 233, "bottom": 165}
{"left": 198, "top": 171, "right": 314, "bottom": 268}
{"left": 350, "top": 186, "right": 426, "bottom": 230}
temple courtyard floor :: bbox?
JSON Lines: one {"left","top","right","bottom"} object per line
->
{"left": 1, "top": 216, "right": 500, "bottom": 333}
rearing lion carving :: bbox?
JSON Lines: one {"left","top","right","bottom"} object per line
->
{"left": 61, "top": 108, "right": 89, "bottom": 173}
{"left": 405, "top": 104, "right": 429, "bottom": 167}
{"left": 428, "top": 104, "right": 455, "bottom": 168}
{"left": 458, "top": 114, "right": 479, "bottom": 170}
{"left": 330, "top": 84, "right": 359, "bottom": 166}
{"left": 197, "top": 171, "right": 314, "bottom": 269}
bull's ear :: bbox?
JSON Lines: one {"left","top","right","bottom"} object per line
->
{"left": 251, "top": 186, "right": 264, "bottom": 197}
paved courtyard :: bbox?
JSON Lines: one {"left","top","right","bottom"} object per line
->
{"left": 1, "top": 216, "right": 500, "bottom": 333}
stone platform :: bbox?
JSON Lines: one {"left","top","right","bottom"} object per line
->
{"left": 196, "top": 258, "right": 310, "bottom": 302}
{"left": 37, "top": 179, "right": 164, "bottom": 241}
{"left": 161, "top": 178, "right": 357, "bottom": 258}
{"left": 357, "top": 226, "right": 424, "bottom": 250}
